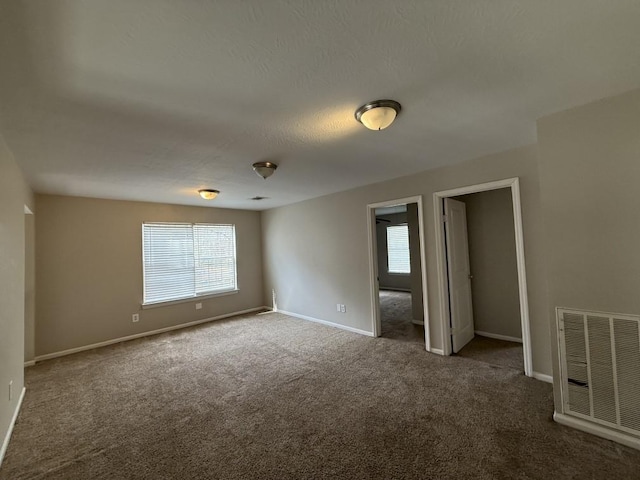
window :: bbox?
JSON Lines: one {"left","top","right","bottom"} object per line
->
{"left": 386, "top": 224, "right": 410, "bottom": 274}
{"left": 142, "top": 223, "right": 237, "bottom": 305}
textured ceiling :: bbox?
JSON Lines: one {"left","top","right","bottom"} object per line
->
{"left": 1, "top": 1, "right": 640, "bottom": 210}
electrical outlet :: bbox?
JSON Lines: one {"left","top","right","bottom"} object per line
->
{"left": 9, "top": 380, "right": 13, "bottom": 401}
{"left": 340, "top": 304, "right": 346, "bottom": 313}
{"left": 336, "top": 303, "right": 341, "bottom": 312}
{"left": 195, "top": 303, "right": 202, "bottom": 310}
{"left": 132, "top": 313, "right": 139, "bottom": 323}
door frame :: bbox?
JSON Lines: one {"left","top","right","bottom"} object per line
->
{"left": 367, "top": 195, "right": 430, "bottom": 351}
{"left": 433, "top": 177, "right": 533, "bottom": 376}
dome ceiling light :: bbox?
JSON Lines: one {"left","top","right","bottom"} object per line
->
{"left": 198, "top": 189, "right": 219, "bottom": 200}
{"left": 354, "top": 99, "right": 401, "bottom": 131}
{"left": 253, "top": 161, "right": 278, "bottom": 179}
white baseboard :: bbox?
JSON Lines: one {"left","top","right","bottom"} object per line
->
{"left": 0, "top": 387, "right": 26, "bottom": 468}
{"left": 532, "top": 372, "right": 553, "bottom": 383}
{"left": 35, "top": 306, "right": 267, "bottom": 362}
{"left": 553, "top": 411, "right": 640, "bottom": 451}
{"left": 429, "top": 348, "right": 445, "bottom": 355}
{"left": 23, "top": 360, "right": 35, "bottom": 368}
{"left": 474, "top": 330, "right": 523, "bottom": 343}
{"left": 277, "top": 310, "right": 375, "bottom": 337}
{"left": 412, "top": 319, "right": 424, "bottom": 326}
{"left": 379, "top": 287, "right": 411, "bottom": 293}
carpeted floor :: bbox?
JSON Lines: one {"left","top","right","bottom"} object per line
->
{"left": 2, "top": 311, "right": 640, "bottom": 479}
{"left": 457, "top": 335, "right": 524, "bottom": 371}
{"left": 379, "top": 290, "right": 424, "bottom": 344}
{"left": 380, "top": 290, "right": 524, "bottom": 371}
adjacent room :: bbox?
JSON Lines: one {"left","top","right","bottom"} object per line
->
{"left": 448, "top": 189, "right": 525, "bottom": 372}
{"left": 2, "top": 1, "right": 640, "bottom": 478}
{"left": 374, "top": 202, "right": 425, "bottom": 344}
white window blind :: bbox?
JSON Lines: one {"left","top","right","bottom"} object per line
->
{"left": 386, "top": 224, "right": 411, "bottom": 274}
{"left": 142, "top": 223, "right": 237, "bottom": 305}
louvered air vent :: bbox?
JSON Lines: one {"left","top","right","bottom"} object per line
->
{"left": 558, "top": 308, "right": 640, "bottom": 437}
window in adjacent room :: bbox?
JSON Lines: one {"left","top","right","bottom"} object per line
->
{"left": 142, "top": 223, "right": 237, "bottom": 305}
{"left": 386, "top": 224, "right": 410, "bottom": 274}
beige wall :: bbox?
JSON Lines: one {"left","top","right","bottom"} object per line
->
{"left": 0, "top": 133, "right": 33, "bottom": 451}
{"left": 457, "top": 189, "right": 521, "bottom": 339}
{"left": 537, "top": 88, "right": 640, "bottom": 410}
{"left": 376, "top": 212, "right": 411, "bottom": 291}
{"left": 262, "top": 144, "right": 551, "bottom": 375}
{"left": 35, "top": 195, "right": 264, "bottom": 356}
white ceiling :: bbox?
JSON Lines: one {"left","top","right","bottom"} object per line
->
{"left": 1, "top": 1, "right": 640, "bottom": 210}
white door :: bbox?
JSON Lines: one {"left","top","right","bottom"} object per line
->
{"left": 444, "top": 198, "right": 474, "bottom": 353}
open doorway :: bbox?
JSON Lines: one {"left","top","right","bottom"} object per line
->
{"left": 433, "top": 178, "right": 533, "bottom": 376}
{"left": 446, "top": 190, "right": 523, "bottom": 370}
{"left": 367, "top": 196, "right": 430, "bottom": 350}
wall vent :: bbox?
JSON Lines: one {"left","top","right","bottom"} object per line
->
{"left": 558, "top": 308, "right": 640, "bottom": 437}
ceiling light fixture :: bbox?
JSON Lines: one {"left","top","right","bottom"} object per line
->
{"left": 252, "top": 161, "right": 278, "bottom": 179}
{"left": 355, "top": 99, "right": 401, "bottom": 131}
{"left": 198, "top": 189, "right": 219, "bottom": 200}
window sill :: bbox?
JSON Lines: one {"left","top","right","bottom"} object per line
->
{"left": 388, "top": 272, "right": 410, "bottom": 276}
{"left": 142, "top": 289, "right": 239, "bottom": 310}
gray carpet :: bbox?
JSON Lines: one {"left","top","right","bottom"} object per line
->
{"left": 379, "top": 290, "right": 424, "bottom": 344}
{"left": 379, "top": 290, "right": 524, "bottom": 372}
{"left": 457, "top": 335, "right": 524, "bottom": 371}
{"left": 2, "top": 311, "right": 640, "bottom": 479}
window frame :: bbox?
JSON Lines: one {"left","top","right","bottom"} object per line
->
{"left": 141, "top": 222, "right": 238, "bottom": 308}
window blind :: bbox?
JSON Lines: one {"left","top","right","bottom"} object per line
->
{"left": 142, "top": 223, "right": 237, "bottom": 304}
{"left": 386, "top": 224, "right": 411, "bottom": 274}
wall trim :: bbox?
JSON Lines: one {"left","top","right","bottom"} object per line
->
{"left": 553, "top": 412, "right": 640, "bottom": 451}
{"left": 430, "top": 348, "right": 445, "bottom": 355}
{"left": 412, "top": 320, "right": 424, "bottom": 326}
{"left": 379, "top": 287, "right": 411, "bottom": 293}
{"left": 34, "top": 306, "right": 267, "bottom": 362}
{"left": 0, "top": 387, "right": 26, "bottom": 468}
{"left": 277, "top": 309, "right": 376, "bottom": 337}
{"left": 532, "top": 372, "right": 553, "bottom": 383}
{"left": 474, "top": 330, "right": 523, "bottom": 343}
{"left": 23, "top": 360, "right": 35, "bottom": 368}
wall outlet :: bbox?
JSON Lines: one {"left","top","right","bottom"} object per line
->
{"left": 340, "top": 304, "right": 346, "bottom": 313}
{"left": 132, "top": 313, "right": 139, "bottom": 323}
{"left": 336, "top": 303, "right": 341, "bottom": 312}
{"left": 9, "top": 380, "right": 13, "bottom": 401}
{"left": 195, "top": 303, "right": 202, "bottom": 310}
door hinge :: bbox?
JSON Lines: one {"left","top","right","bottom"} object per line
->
{"left": 449, "top": 327, "right": 458, "bottom": 335}
{"left": 442, "top": 215, "right": 448, "bottom": 223}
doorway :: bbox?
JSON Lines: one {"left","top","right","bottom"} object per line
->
{"left": 367, "top": 196, "right": 430, "bottom": 350}
{"left": 433, "top": 178, "right": 533, "bottom": 376}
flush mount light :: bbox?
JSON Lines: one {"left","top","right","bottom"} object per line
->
{"left": 198, "top": 189, "right": 219, "bottom": 200}
{"left": 252, "top": 161, "right": 278, "bottom": 179}
{"left": 355, "top": 99, "right": 401, "bottom": 131}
